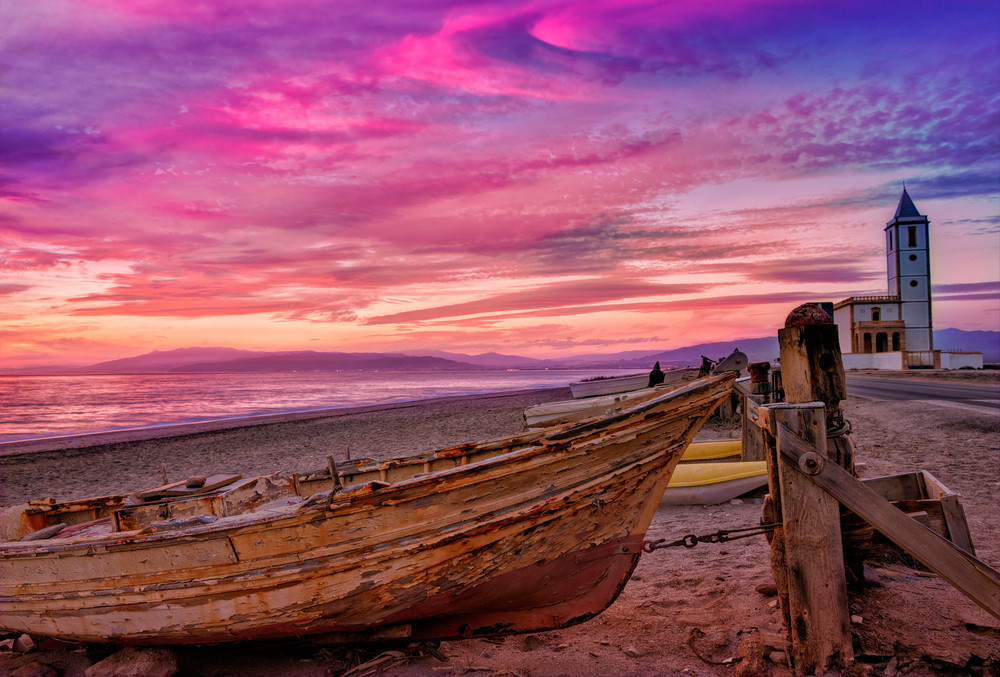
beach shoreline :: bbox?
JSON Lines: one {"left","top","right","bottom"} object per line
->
{"left": 0, "top": 387, "right": 571, "bottom": 459}
{"left": 0, "top": 387, "right": 572, "bottom": 506}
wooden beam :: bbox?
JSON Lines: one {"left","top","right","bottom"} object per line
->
{"left": 777, "top": 421, "right": 1000, "bottom": 619}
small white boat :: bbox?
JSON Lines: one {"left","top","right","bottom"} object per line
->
{"left": 568, "top": 372, "right": 650, "bottom": 399}
{"left": 569, "top": 367, "right": 699, "bottom": 399}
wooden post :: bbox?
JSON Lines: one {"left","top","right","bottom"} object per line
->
{"left": 739, "top": 381, "right": 767, "bottom": 462}
{"left": 768, "top": 310, "right": 854, "bottom": 674}
{"left": 775, "top": 405, "right": 853, "bottom": 672}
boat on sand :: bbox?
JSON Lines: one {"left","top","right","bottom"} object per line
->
{"left": 568, "top": 367, "right": 698, "bottom": 399}
{"left": 0, "top": 373, "right": 736, "bottom": 646}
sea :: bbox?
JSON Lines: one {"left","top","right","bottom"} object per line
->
{"left": 0, "top": 370, "right": 625, "bottom": 444}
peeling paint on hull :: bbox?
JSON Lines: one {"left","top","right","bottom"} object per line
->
{"left": 0, "top": 374, "right": 735, "bottom": 645}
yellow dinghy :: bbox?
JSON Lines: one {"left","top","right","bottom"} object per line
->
{"left": 681, "top": 439, "right": 741, "bottom": 462}
{"left": 661, "top": 461, "right": 766, "bottom": 506}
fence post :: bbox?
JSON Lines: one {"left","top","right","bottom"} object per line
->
{"left": 767, "top": 305, "right": 854, "bottom": 674}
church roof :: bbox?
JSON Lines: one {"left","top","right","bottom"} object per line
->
{"left": 893, "top": 187, "right": 922, "bottom": 218}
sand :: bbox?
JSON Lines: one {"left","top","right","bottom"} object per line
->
{"left": 1, "top": 374, "right": 998, "bottom": 677}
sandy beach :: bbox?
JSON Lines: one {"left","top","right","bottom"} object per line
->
{"left": 1, "top": 374, "right": 997, "bottom": 677}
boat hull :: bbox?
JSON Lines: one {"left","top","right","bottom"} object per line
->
{"left": 0, "top": 374, "right": 735, "bottom": 645}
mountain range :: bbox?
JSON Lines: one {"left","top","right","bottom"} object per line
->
{"left": 4, "top": 328, "right": 995, "bottom": 374}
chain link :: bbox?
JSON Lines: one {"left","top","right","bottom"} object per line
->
{"left": 642, "top": 523, "right": 781, "bottom": 553}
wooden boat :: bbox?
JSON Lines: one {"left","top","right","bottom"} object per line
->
{"left": 524, "top": 383, "right": 683, "bottom": 429}
{"left": 0, "top": 372, "right": 736, "bottom": 646}
{"left": 660, "top": 461, "right": 767, "bottom": 505}
{"left": 568, "top": 367, "right": 699, "bottom": 399}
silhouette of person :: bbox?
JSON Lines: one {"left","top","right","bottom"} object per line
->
{"left": 648, "top": 361, "right": 665, "bottom": 387}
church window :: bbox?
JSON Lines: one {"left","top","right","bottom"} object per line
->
{"left": 909, "top": 254, "right": 917, "bottom": 262}
{"left": 910, "top": 280, "right": 918, "bottom": 287}
{"left": 908, "top": 226, "right": 917, "bottom": 247}
{"left": 888, "top": 231, "right": 893, "bottom": 250}
{"left": 871, "top": 308, "right": 881, "bottom": 321}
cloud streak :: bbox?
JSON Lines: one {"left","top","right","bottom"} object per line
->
{"left": 2, "top": 0, "right": 997, "bottom": 365}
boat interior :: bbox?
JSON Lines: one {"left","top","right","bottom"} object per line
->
{"left": 1, "top": 428, "right": 556, "bottom": 544}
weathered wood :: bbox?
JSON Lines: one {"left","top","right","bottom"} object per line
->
{"left": 861, "top": 470, "right": 976, "bottom": 555}
{"left": 775, "top": 407, "right": 853, "bottom": 673}
{"left": 777, "top": 325, "right": 846, "bottom": 418}
{"left": 737, "top": 381, "right": 767, "bottom": 461}
{"left": 777, "top": 422, "right": 1000, "bottom": 619}
{"left": 938, "top": 494, "right": 976, "bottom": 556}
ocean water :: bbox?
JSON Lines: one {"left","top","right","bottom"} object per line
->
{"left": 0, "top": 370, "right": 624, "bottom": 442}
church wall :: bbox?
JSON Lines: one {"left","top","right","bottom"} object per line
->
{"left": 842, "top": 352, "right": 904, "bottom": 370}
{"left": 904, "top": 327, "right": 932, "bottom": 351}
{"left": 899, "top": 251, "right": 927, "bottom": 276}
{"left": 834, "top": 307, "right": 852, "bottom": 351}
{"left": 900, "top": 278, "right": 929, "bottom": 302}
{"left": 901, "top": 302, "right": 929, "bottom": 325}
{"left": 939, "top": 352, "right": 983, "bottom": 370}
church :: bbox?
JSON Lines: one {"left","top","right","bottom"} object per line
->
{"left": 832, "top": 189, "right": 982, "bottom": 370}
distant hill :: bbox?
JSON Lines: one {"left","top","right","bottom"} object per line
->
{"left": 409, "top": 350, "right": 557, "bottom": 369}
{"left": 933, "top": 328, "right": 999, "bottom": 362}
{"left": 170, "top": 351, "right": 480, "bottom": 373}
{"left": 86, "top": 348, "right": 270, "bottom": 373}
{"left": 10, "top": 328, "right": 993, "bottom": 374}
{"left": 593, "top": 337, "right": 780, "bottom": 369}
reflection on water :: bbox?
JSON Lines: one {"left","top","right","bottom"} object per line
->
{"left": 0, "top": 370, "right": 621, "bottom": 442}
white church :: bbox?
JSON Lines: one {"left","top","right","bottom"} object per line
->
{"left": 832, "top": 189, "right": 982, "bottom": 370}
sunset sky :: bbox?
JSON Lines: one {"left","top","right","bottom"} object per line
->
{"left": 3, "top": 0, "right": 998, "bottom": 367}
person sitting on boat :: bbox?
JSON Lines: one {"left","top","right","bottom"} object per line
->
{"left": 648, "top": 361, "right": 665, "bottom": 387}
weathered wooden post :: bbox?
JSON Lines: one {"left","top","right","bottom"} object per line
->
{"left": 766, "top": 303, "right": 854, "bottom": 674}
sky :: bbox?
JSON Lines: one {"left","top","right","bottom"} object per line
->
{"left": 2, "top": 0, "right": 998, "bottom": 367}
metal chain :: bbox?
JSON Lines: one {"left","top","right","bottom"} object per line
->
{"left": 642, "top": 523, "right": 781, "bottom": 553}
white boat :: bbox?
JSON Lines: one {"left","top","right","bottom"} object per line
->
{"left": 569, "top": 367, "right": 699, "bottom": 399}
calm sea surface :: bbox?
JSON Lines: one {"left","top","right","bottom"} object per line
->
{"left": 0, "top": 370, "right": 624, "bottom": 442}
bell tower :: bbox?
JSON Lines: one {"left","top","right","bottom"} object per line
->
{"left": 884, "top": 188, "right": 932, "bottom": 351}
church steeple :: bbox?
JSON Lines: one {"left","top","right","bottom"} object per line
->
{"left": 885, "top": 188, "right": 932, "bottom": 351}
{"left": 893, "top": 187, "right": 922, "bottom": 218}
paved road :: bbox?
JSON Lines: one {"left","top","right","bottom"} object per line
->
{"left": 845, "top": 376, "right": 1000, "bottom": 410}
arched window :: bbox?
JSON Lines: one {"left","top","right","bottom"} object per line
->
{"left": 876, "top": 333, "right": 888, "bottom": 353}
{"left": 863, "top": 333, "right": 872, "bottom": 353}
{"left": 871, "top": 307, "right": 881, "bottom": 321}
{"left": 892, "top": 332, "right": 901, "bottom": 351}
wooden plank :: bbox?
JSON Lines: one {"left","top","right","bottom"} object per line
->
{"left": 862, "top": 472, "right": 926, "bottom": 502}
{"left": 938, "top": 494, "right": 977, "bottom": 556}
{"left": 777, "top": 421, "right": 1000, "bottom": 619}
{"left": 775, "top": 407, "right": 853, "bottom": 673}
